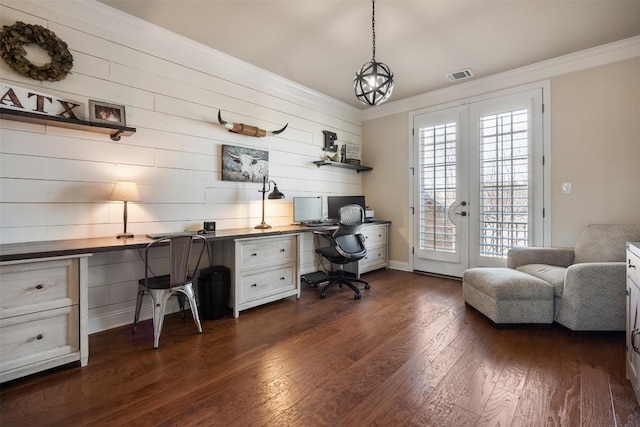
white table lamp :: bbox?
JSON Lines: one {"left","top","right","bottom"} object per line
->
{"left": 109, "top": 181, "right": 140, "bottom": 239}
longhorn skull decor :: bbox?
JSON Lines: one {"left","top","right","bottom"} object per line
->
{"left": 218, "top": 110, "right": 288, "bottom": 138}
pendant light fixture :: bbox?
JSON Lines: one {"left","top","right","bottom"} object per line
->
{"left": 354, "top": 0, "right": 394, "bottom": 106}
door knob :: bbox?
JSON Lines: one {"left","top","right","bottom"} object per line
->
{"left": 456, "top": 211, "right": 467, "bottom": 217}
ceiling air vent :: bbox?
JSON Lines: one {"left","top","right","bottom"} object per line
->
{"left": 446, "top": 68, "right": 474, "bottom": 82}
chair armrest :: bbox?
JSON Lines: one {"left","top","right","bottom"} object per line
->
{"left": 507, "top": 247, "right": 575, "bottom": 269}
{"left": 358, "top": 233, "right": 366, "bottom": 246}
{"left": 557, "top": 262, "right": 627, "bottom": 330}
{"left": 313, "top": 230, "right": 334, "bottom": 245}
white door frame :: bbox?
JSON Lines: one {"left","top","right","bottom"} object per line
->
{"left": 408, "top": 81, "right": 551, "bottom": 274}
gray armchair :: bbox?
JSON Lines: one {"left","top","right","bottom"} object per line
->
{"left": 508, "top": 224, "right": 640, "bottom": 331}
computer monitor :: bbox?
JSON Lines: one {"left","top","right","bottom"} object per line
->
{"left": 327, "top": 195, "right": 365, "bottom": 221}
{"left": 293, "top": 197, "right": 323, "bottom": 223}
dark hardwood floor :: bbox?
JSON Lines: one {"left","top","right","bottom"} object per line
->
{"left": 2, "top": 269, "right": 639, "bottom": 426}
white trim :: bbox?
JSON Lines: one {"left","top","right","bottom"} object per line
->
{"left": 363, "top": 35, "right": 640, "bottom": 121}
{"left": 88, "top": 299, "right": 181, "bottom": 335}
{"left": 408, "top": 82, "right": 551, "bottom": 273}
{"left": 388, "top": 261, "right": 409, "bottom": 272}
{"left": 541, "top": 81, "right": 552, "bottom": 247}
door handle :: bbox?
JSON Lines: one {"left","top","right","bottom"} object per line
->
{"left": 447, "top": 201, "right": 468, "bottom": 223}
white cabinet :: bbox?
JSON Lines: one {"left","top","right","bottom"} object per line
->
{"left": 344, "top": 223, "right": 390, "bottom": 277}
{"left": 627, "top": 242, "right": 640, "bottom": 402}
{"left": 0, "top": 255, "right": 89, "bottom": 382}
{"left": 221, "top": 234, "right": 300, "bottom": 317}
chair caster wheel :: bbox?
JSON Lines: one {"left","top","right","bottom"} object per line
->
{"left": 355, "top": 293, "right": 361, "bottom": 300}
{"left": 320, "top": 292, "right": 327, "bottom": 298}
{"left": 364, "top": 284, "right": 371, "bottom": 290}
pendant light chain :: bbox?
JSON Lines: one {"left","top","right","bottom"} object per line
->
{"left": 371, "top": 0, "right": 376, "bottom": 61}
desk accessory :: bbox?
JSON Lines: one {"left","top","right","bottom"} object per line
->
{"left": 204, "top": 221, "right": 216, "bottom": 232}
{"left": 109, "top": 181, "right": 140, "bottom": 239}
{"left": 256, "top": 177, "right": 284, "bottom": 229}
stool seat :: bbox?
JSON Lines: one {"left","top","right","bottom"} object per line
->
{"left": 463, "top": 267, "right": 554, "bottom": 324}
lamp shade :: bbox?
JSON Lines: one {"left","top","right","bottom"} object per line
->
{"left": 268, "top": 185, "right": 284, "bottom": 200}
{"left": 109, "top": 181, "right": 140, "bottom": 202}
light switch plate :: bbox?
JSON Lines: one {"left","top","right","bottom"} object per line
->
{"left": 562, "top": 182, "right": 572, "bottom": 194}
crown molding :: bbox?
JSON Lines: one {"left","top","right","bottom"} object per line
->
{"left": 361, "top": 35, "right": 640, "bottom": 122}
{"left": 3, "top": 1, "right": 637, "bottom": 125}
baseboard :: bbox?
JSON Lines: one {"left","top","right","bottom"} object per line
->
{"left": 89, "top": 300, "right": 181, "bottom": 334}
{"left": 388, "top": 260, "right": 409, "bottom": 272}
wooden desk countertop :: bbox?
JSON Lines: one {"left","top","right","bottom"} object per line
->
{"left": 0, "top": 221, "right": 391, "bottom": 262}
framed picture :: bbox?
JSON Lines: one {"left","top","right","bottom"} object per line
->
{"left": 221, "top": 145, "right": 269, "bottom": 183}
{"left": 88, "top": 100, "right": 126, "bottom": 126}
{"left": 344, "top": 143, "right": 361, "bottom": 165}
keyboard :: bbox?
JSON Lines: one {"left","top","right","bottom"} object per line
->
{"left": 145, "top": 231, "right": 198, "bottom": 239}
{"left": 300, "top": 221, "right": 336, "bottom": 227}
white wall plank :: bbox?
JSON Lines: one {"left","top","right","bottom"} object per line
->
{"left": 0, "top": 1, "right": 366, "bottom": 333}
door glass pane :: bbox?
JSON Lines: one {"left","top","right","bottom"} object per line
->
{"left": 478, "top": 109, "right": 529, "bottom": 258}
{"left": 419, "top": 122, "right": 457, "bottom": 253}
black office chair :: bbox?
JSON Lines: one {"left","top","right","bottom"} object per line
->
{"left": 134, "top": 234, "right": 206, "bottom": 348}
{"left": 315, "top": 204, "right": 371, "bottom": 299}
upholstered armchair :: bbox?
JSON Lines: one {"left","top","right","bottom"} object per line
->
{"left": 507, "top": 224, "right": 640, "bottom": 331}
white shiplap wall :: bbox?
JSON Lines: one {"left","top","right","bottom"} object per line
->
{"left": 0, "top": 1, "right": 364, "bottom": 332}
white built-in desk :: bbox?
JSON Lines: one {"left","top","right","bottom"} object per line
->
{"left": 0, "top": 221, "right": 390, "bottom": 381}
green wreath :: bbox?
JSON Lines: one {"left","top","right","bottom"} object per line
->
{"left": 0, "top": 21, "right": 73, "bottom": 82}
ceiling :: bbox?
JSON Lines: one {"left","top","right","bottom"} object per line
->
{"left": 100, "top": 0, "right": 640, "bottom": 110}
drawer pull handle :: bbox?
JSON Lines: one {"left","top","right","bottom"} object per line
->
{"left": 630, "top": 259, "right": 637, "bottom": 269}
{"left": 251, "top": 283, "right": 257, "bottom": 287}
{"left": 280, "top": 248, "right": 285, "bottom": 252}
{"left": 36, "top": 334, "right": 43, "bottom": 340}
{"left": 35, "top": 284, "right": 44, "bottom": 290}
{"left": 280, "top": 277, "right": 285, "bottom": 280}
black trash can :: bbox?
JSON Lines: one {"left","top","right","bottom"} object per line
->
{"left": 198, "top": 266, "right": 231, "bottom": 320}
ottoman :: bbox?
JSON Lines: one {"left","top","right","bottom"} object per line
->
{"left": 462, "top": 268, "right": 554, "bottom": 324}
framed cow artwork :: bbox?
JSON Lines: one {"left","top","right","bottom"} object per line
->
{"left": 221, "top": 145, "right": 269, "bottom": 183}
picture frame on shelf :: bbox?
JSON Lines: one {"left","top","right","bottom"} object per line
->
{"left": 88, "top": 100, "right": 126, "bottom": 126}
{"left": 344, "top": 143, "right": 361, "bottom": 165}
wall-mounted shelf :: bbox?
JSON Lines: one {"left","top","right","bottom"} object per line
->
{"left": 0, "top": 108, "right": 136, "bottom": 141}
{"left": 313, "top": 160, "right": 372, "bottom": 173}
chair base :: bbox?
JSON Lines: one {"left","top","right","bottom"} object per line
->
{"left": 318, "top": 270, "right": 370, "bottom": 300}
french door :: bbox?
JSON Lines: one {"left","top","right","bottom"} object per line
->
{"left": 412, "top": 88, "right": 545, "bottom": 277}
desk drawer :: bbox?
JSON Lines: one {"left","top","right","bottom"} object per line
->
{"left": 0, "top": 259, "right": 78, "bottom": 317}
{"left": 238, "top": 236, "right": 296, "bottom": 270}
{"left": 238, "top": 264, "right": 295, "bottom": 304}
{"left": 360, "top": 245, "right": 387, "bottom": 271}
{"left": 1, "top": 305, "right": 80, "bottom": 375}
{"left": 362, "top": 226, "right": 386, "bottom": 247}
